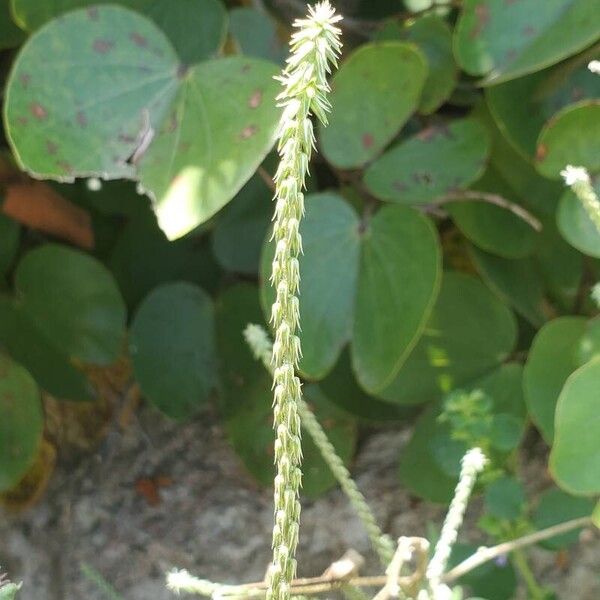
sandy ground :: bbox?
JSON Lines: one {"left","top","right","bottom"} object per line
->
{"left": 0, "top": 405, "right": 598, "bottom": 600}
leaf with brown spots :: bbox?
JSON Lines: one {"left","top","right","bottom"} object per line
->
{"left": 3, "top": 181, "right": 94, "bottom": 249}
{"left": 5, "top": 6, "right": 279, "bottom": 240}
{"left": 455, "top": 0, "right": 600, "bottom": 84}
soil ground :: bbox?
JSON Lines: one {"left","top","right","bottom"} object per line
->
{"left": 1, "top": 405, "right": 598, "bottom": 600}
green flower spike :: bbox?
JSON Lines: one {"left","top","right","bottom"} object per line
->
{"left": 267, "top": 4, "right": 342, "bottom": 600}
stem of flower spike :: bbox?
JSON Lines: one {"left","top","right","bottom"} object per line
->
{"left": 244, "top": 324, "right": 395, "bottom": 567}
{"left": 560, "top": 165, "right": 600, "bottom": 235}
{"left": 267, "top": 4, "right": 342, "bottom": 600}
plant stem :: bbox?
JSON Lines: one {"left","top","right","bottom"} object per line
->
{"left": 266, "top": 5, "right": 342, "bottom": 600}
{"left": 244, "top": 324, "right": 394, "bottom": 567}
{"left": 511, "top": 549, "right": 546, "bottom": 600}
{"left": 167, "top": 512, "right": 592, "bottom": 599}
{"left": 443, "top": 516, "right": 592, "bottom": 582}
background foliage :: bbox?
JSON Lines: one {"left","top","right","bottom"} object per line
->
{"left": 0, "top": 1, "right": 599, "bottom": 597}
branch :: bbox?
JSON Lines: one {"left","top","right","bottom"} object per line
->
{"left": 167, "top": 516, "right": 594, "bottom": 598}
{"left": 436, "top": 190, "right": 543, "bottom": 232}
{"left": 443, "top": 516, "right": 593, "bottom": 583}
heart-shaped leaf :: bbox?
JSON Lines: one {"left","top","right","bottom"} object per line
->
{"left": 557, "top": 178, "right": 600, "bottom": 258}
{"left": 319, "top": 42, "right": 427, "bottom": 169}
{"left": 486, "top": 55, "right": 599, "bottom": 159}
{"left": 378, "top": 271, "right": 517, "bottom": 405}
{"left": 535, "top": 101, "right": 600, "bottom": 179}
{"left": 11, "top": 0, "right": 228, "bottom": 63}
{"left": 4, "top": 6, "right": 279, "bottom": 239}
{"left": 454, "top": 0, "right": 600, "bottom": 85}
{"left": 524, "top": 316, "right": 587, "bottom": 443}
{"left": 550, "top": 357, "right": 600, "bottom": 495}
{"left": 352, "top": 205, "right": 441, "bottom": 392}
{"left": 15, "top": 244, "right": 126, "bottom": 365}
{"left": 0, "top": 353, "right": 43, "bottom": 492}
{"left": 130, "top": 282, "right": 217, "bottom": 419}
{"left": 261, "top": 193, "right": 361, "bottom": 380}
{"left": 364, "top": 118, "right": 490, "bottom": 204}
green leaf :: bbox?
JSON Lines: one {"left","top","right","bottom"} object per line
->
{"left": 0, "top": 215, "right": 20, "bottom": 276}
{"left": 261, "top": 193, "right": 361, "bottom": 380}
{"left": 524, "top": 317, "right": 587, "bottom": 443}
{"left": 140, "top": 0, "right": 227, "bottom": 63}
{"left": 375, "top": 15, "right": 457, "bottom": 114}
{"left": 470, "top": 247, "right": 548, "bottom": 327}
{"left": 486, "top": 55, "right": 599, "bottom": 159}
{"left": 454, "top": 0, "right": 600, "bottom": 85}
{"left": 557, "top": 178, "right": 600, "bottom": 258}
{"left": 110, "top": 207, "right": 220, "bottom": 309}
{"left": 398, "top": 404, "right": 458, "bottom": 503}
{"left": 216, "top": 284, "right": 356, "bottom": 498}
{"left": 447, "top": 168, "right": 539, "bottom": 259}
{"left": 4, "top": 6, "right": 279, "bottom": 240}
{"left": 550, "top": 357, "right": 600, "bottom": 495}
{"left": 229, "top": 7, "right": 285, "bottom": 64}
{"left": 138, "top": 57, "right": 279, "bottom": 239}
{"left": 0, "top": 296, "right": 93, "bottom": 400}
{"left": 0, "top": 353, "right": 43, "bottom": 492}
{"left": 0, "top": 0, "right": 25, "bottom": 49}
{"left": 533, "top": 488, "right": 593, "bottom": 550}
{"left": 364, "top": 118, "right": 490, "bottom": 204}
{"left": 319, "top": 42, "right": 427, "bottom": 169}
{"left": 485, "top": 476, "right": 526, "bottom": 520}
{"left": 130, "top": 282, "right": 216, "bottom": 419}
{"left": 378, "top": 272, "right": 517, "bottom": 405}
{"left": 535, "top": 101, "right": 600, "bottom": 179}
{"left": 320, "top": 349, "right": 414, "bottom": 422}
{"left": 212, "top": 173, "right": 272, "bottom": 275}
{"left": 11, "top": 0, "right": 227, "bottom": 62}
{"left": 352, "top": 205, "right": 441, "bottom": 392}
{"left": 15, "top": 244, "right": 126, "bottom": 365}
{"left": 473, "top": 101, "right": 563, "bottom": 218}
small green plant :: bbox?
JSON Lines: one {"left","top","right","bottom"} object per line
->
{"left": 0, "top": 0, "right": 599, "bottom": 598}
